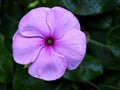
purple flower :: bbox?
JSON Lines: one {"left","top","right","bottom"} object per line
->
{"left": 12, "top": 6, "right": 86, "bottom": 81}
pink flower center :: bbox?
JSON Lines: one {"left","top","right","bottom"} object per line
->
{"left": 45, "top": 37, "right": 54, "bottom": 46}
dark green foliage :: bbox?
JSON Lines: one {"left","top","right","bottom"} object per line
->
{"left": 0, "top": 34, "right": 13, "bottom": 83}
{"left": 13, "top": 66, "right": 58, "bottom": 90}
{"left": 0, "top": 0, "right": 120, "bottom": 90}
{"left": 108, "top": 25, "right": 120, "bottom": 59}
{"left": 97, "top": 71, "right": 120, "bottom": 90}
{"left": 61, "top": 0, "right": 120, "bottom": 15}
{"left": 64, "top": 55, "right": 103, "bottom": 82}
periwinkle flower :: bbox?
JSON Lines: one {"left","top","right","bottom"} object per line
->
{"left": 12, "top": 6, "right": 86, "bottom": 81}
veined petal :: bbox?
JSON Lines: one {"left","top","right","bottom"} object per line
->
{"left": 12, "top": 31, "right": 44, "bottom": 64}
{"left": 54, "top": 29, "right": 86, "bottom": 70}
{"left": 19, "top": 7, "right": 51, "bottom": 38}
{"left": 46, "top": 6, "right": 80, "bottom": 39}
{"left": 28, "top": 47, "right": 67, "bottom": 81}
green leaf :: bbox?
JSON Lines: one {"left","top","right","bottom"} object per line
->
{"left": 89, "top": 42, "right": 120, "bottom": 70}
{"left": 107, "top": 25, "right": 120, "bottom": 59}
{"left": 97, "top": 71, "right": 120, "bottom": 90}
{"left": 88, "top": 29, "right": 120, "bottom": 70}
{"left": 56, "top": 81, "right": 74, "bottom": 90}
{"left": 63, "top": 55, "right": 103, "bottom": 82}
{"left": 0, "top": 83, "right": 6, "bottom": 90}
{"left": 0, "top": 33, "right": 13, "bottom": 83}
{"left": 112, "top": 8, "right": 120, "bottom": 26}
{"left": 55, "top": 80, "right": 82, "bottom": 90}
{"left": 61, "top": 0, "right": 120, "bottom": 15}
{"left": 13, "top": 65, "right": 58, "bottom": 90}
{"left": 80, "top": 14, "right": 112, "bottom": 29}
{"left": 28, "top": 0, "right": 64, "bottom": 8}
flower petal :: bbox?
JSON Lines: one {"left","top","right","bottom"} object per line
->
{"left": 28, "top": 47, "right": 66, "bottom": 81}
{"left": 54, "top": 29, "right": 86, "bottom": 70}
{"left": 19, "top": 7, "right": 50, "bottom": 38}
{"left": 46, "top": 6, "right": 80, "bottom": 39}
{"left": 12, "top": 31, "right": 44, "bottom": 64}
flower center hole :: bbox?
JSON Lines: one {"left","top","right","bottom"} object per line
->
{"left": 46, "top": 37, "right": 54, "bottom": 45}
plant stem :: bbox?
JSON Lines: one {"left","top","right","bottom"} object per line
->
{"left": 89, "top": 39, "right": 108, "bottom": 48}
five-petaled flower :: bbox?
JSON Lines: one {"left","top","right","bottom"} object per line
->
{"left": 12, "top": 6, "right": 86, "bottom": 81}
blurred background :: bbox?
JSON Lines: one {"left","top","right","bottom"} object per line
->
{"left": 0, "top": 0, "right": 120, "bottom": 90}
